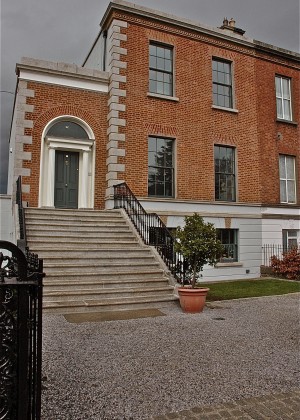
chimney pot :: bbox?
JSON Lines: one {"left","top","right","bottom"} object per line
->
{"left": 223, "top": 17, "right": 229, "bottom": 26}
{"left": 229, "top": 18, "right": 236, "bottom": 27}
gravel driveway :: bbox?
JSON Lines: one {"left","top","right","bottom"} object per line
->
{"left": 41, "top": 294, "right": 300, "bottom": 419}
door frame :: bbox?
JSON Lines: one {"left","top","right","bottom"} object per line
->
{"left": 39, "top": 116, "right": 95, "bottom": 209}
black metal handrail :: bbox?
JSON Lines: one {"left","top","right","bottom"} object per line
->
{"left": 114, "top": 182, "right": 185, "bottom": 283}
{"left": 16, "top": 176, "right": 27, "bottom": 246}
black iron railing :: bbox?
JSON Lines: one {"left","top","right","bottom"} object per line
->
{"left": 16, "top": 176, "right": 27, "bottom": 246}
{"left": 0, "top": 240, "right": 44, "bottom": 420}
{"left": 262, "top": 244, "right": 299, "bottom": 266}
{"left": 114, "top": 183, "right": 185, "bottom": 283}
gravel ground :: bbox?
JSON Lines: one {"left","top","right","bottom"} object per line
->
{"left": 41, "top": 294, "right": 300, "bottom": 419}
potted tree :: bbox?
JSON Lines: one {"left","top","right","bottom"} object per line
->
{"left": 174, "top": 213, "right": 223, "bottom": 313}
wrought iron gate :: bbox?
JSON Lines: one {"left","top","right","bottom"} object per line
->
{"left": 0, "top": 240, "right": 44, "bottom": 420}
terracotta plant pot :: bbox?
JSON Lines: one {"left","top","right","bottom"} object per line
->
{"left": 178, "top": 287, "right": 210, "bottom": 313}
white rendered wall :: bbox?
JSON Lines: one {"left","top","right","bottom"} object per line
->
{"left": 0, "top": 195, "right": 14, "bottom": 243}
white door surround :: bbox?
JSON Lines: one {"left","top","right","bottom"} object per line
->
{"left": 39, "top": 117, "right": 96, "bottom": 209}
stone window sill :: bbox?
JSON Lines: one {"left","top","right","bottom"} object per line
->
{"left": 276, "top": 118, "right": 298, "bottom": 126}
{"left": 215, "top": 262, "right": 243, "bottom": 268}
{"left": 147, "top": 92, "right": 179, "bottom": 102}
{"left": 212, "top": 105, "right": 238, "bottom": 114}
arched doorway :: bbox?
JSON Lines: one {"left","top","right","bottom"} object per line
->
{"left": 39, "top": 117, "right": 95, "bottom": 209}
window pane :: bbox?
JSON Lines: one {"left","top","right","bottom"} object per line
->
{"left": 149, "top": 43, "right": 173, "bottom": 96}
{"left": 164, "top": 48, "right": 171, "bottom": 59}
{"left": 224, "top": 96, "right": 230, "bottom": 109}
{"left": 286, "top": 157, "right": 295, "bottom": 179}
{"left": 164, "top": 83, "right": 172, "bottom": 96}
{"left": 157, "top": 72, "right": 163, "bottom": 82}
{"left": 47, "top": 121, "right": 88, "bottom": 139}
{"left": 157, "top": 82, "right": 164, "bottom": 94}
{"left": 283, "top": 99, "right": 291, "bottom": 120}
{"left": 165, "top": 59, "right": 172, "bottom": 72}
{"left": 149, "top": 79, "right": 156, "bottom": 93}
{"left": 148, "top": 137, "right": 156, "bottom": 152}
{"left": 149, "top": 70, "right": 156, "bottom": 82}
{"left": 280, "top": 180, "right": 287, "bottom": 202}
{"left": 279, "top": 155, "right": 285, "bottom": 178}
{"left": 275, "top": 77, "right": 281, "bottom": 96}
{"left": 282, "top": 78, "right": 290, "bottom": 98}
{"left": 149, "top": 55, "right": 157, "bottom": 68}
{"left": 287, "top": 180, "right": 296, "bottom": 203}
{"left": 157, "top": 57, "right": 165, "bottom": 70}
{"left": 149, "top": 44, "right": 156, "bottom": 56}
{"left": 212, "top": 70, "right": 218, "bottom": 83}
{"left": 217, "top": 229, "right": 238, "bottom": 261}
{"left": 217, "top": 61, "right": 224, "bottom": 72}
{"left": 276, "top": 98, "right": 283, "bottom": 118}
{"left": 156, "top": 47, "right": 165, "bottom": 58}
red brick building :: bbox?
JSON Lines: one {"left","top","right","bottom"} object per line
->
{"left": 8, "top": 0, "right": 299, "bottom": 280}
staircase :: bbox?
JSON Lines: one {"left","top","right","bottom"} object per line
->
{"left": 25, "top": 208, "right": 177, "bottom": 313}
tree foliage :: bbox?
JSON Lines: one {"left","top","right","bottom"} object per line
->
{"left": 174, "top": 213, "right": 224, "bottom": 287}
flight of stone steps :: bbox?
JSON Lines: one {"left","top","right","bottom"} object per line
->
{"left": 25, "top": 208, "right": 177, "bottom": 313}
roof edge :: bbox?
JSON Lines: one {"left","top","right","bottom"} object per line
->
{"left": 101, "top": 0, "right": 300, "bottom": 61}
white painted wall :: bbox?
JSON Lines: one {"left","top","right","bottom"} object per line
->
{"left": 262, "top": 218, "right": 300, "bottom": 246}
{"left": 0, "top": 195, "right": 14, "bottom": 243}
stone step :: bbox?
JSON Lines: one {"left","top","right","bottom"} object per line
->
{"left": 26, "top": 225, "right": 132, "bottom": 236}
{"left": 28, "top": 241, "right": 142, "bottom": 250}
{"left": 29, "top": 248, "right": 151, "bottom": 258}
{"left": 42, "top": 255, "right": 155, "bottom": 264}
{"left": 43, "top": 286, "right": 174, "bottom": 301}
{"left": 25, "top": 207, "right": 174, "bottom": 314}
{"left": 43, "top": 277, "right": 169, "bottom": 290}
{"left": 44, "top": 269, "right": 166, "bottom": 282}
{"left": 43, "top": 261, "right": 160, "bottom": 273}
{"left": 27, "top": 237, "right": 140, "bottom": 249}
{"left": 26, "top": 208, "right": 122, "bottom": 217}
{"left": 26, "top": 231, "right": 135, "bottom": 239}
{"left": 26, "top": 215, "right": 127, "bottom": 226}
{"left": 26, "top": 218, "right": 127, "bottom": 226}
{"left": 43, "top": 295, "right": 178, "bottom": 314}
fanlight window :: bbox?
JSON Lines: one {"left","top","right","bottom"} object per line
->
{"left": 47, "top": 121, "right": 88, "bottom": 139}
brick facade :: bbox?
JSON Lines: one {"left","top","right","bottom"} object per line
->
{"left": 8, "top": 0, "right": 300, "bottom": 280}
{"left": 104, "top": 9, "right": 299, "bottom": 206}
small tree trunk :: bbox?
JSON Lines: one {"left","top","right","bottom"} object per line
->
{"left": 191, "top": 258, "right": 198, "bottom": 288}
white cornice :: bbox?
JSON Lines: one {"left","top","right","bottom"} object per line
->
{"left": 18, "top": 67, "right": 109, "bottom": 93}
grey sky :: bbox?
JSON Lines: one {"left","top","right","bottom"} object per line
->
{"left": 1, "top": 0, "right": 299, "bottom": 194}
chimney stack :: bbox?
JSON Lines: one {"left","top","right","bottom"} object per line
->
{"left": 220, "top": 17, "right": 245, "bottom": 35}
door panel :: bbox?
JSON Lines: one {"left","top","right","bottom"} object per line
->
{"left": 54, "top": 151, "right": 79, "bottom": 208}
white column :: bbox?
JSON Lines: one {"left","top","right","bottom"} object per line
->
{"left": 79, "top": 150, "right": 89, "bottom": 208}
{"left": 46, "top": 147, "right": 55, "bottom": 207}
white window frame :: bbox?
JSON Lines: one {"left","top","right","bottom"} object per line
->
{"left": 275, "top": 75, "right": 292, "bottom": 121}
{"left": 149, "top": 42, "right": 174, "bottom": 97}
{"left": 282, "top": 230, "right": 299, "bottom": 250}
{"left": 279, "top": 155, "right": 296, "bottom": 204}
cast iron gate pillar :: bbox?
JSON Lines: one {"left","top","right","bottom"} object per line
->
{"left": 0, "top": 240, "right": 44, "bottom": 420}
